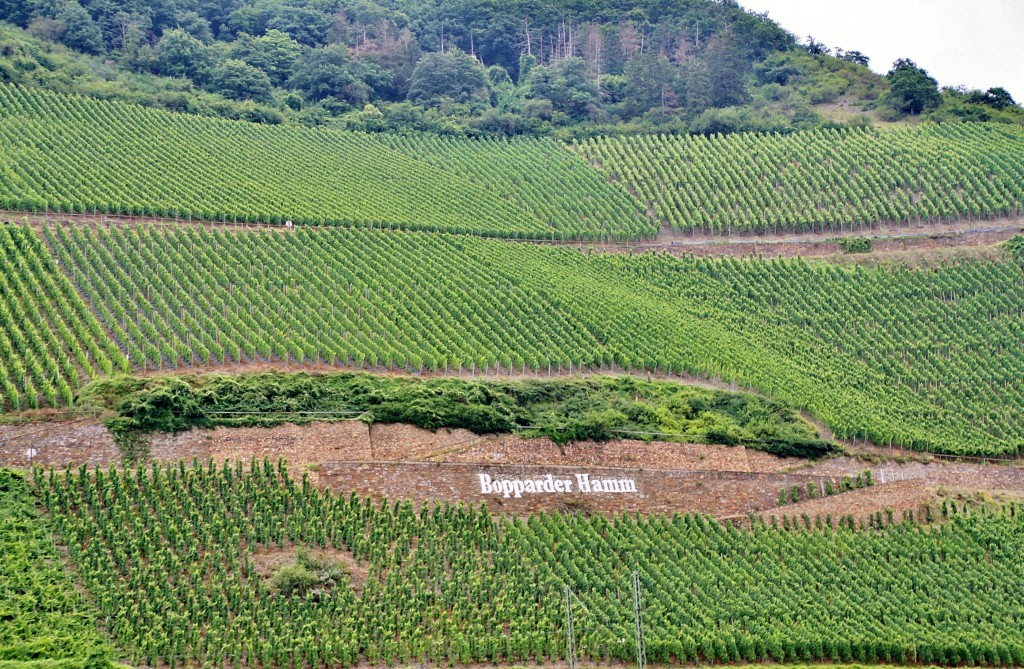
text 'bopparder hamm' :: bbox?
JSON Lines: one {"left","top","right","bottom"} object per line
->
{"left": 478, "top": 473, "right": 638, "bottom": 498}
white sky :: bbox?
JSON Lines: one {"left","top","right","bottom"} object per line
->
{"left": 739, "top": 0, "right": 1024, "bottom": 103}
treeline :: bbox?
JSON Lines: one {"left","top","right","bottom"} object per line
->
{"left": 2, "top": 0, "right": 1020, "bottom": 136}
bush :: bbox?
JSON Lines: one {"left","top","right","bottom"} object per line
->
{"left": 82, "top": 372, "right": 837, "bottom": 457}
{"left": 838, "top": 236, "right": 874, "bottom": 253}
{"left": 269, "top": 549, "right": 346, "bottom": 598}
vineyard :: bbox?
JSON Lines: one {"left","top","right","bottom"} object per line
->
{"left": 0, "top": 468, "right": 111, "bottom": 664}
{"left": 373, "top": 133, "right": 652, "bottom": 240}
{"left": 6, "top": 86, "right": 1024, "bottom": 244}
{"left": 0, "top": 225, "right": 126, "bottom": 410}
{"left": 0, "top": 85, "right": 645, "bottom": 240}
{"left": 576, "top": 124, "right": 1024, "bottom": 234}
{"left": 33, "top": 460, "right": 1024, "bottom": 668}
{"left": 38, "top": 223, "right": 1024, "bottom": 456}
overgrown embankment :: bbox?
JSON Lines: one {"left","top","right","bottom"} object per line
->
{"left": 79, "top": 372, "right": 835, "bottom": 461}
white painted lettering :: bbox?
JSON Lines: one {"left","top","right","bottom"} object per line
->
{"left": 477, "top": 472, "right": 637, "bottom": 496}
{"left": 576, "top": 473, "right": 591, "bottom": 492}
{"left": 543, "top": 474, "right": 556, "bottom": 492}
{"left": 479, "top": 474, "right": 493, "bottom": 494}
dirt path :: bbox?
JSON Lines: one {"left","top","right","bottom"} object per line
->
{"left": 524, "top": 217, "right": 1024, "bottom": 259}
{"left": 7, "top": 209, "right": 1022, "bottom": 260}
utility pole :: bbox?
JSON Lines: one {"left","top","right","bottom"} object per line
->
{"left": 632, "top": 571, "right": 647, "bottom": 669}
{"left": 565, "top": 586, "right": 577, "bottom": 669}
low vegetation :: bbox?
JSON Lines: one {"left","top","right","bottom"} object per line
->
{"left": 0, "top": 469, "right": 112, "bottom": 667}
{"left": 81, "top": 373, "right": 834, "bottom": 459}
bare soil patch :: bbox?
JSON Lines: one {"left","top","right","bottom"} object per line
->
{"left": 528, "top": 217, "right": 1024, "bottom": 260}
{"left": 249, "top": 544, "right": 368, "bottom": 596}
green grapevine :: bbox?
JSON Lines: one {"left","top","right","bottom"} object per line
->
{"left": 44, "top": 224, "right": 1024, "bottom": 456}
{"left": 37, "top": 461, "right": 1024, "bottom": 668}
{"left": 577, "top": 124, "right": 1024, "bottom": 234}
{"left": 0, "top": 468, "right": 110, "bottom": 663}
{"left": 0, "top": 85, "right": 642, "bottom": 240}
{"left": 0, "top": 224, "right": 126, "bottom": 410}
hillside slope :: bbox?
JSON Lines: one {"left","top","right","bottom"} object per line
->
{"left": 0, "top": 85, "right": 572, "bottom": 238}
{"left": 577, "top": 124, "right": 1024, "bottom": 235}
{"left": 27, "top": 223, "right": 1024, "bottom": 457}
{"left": 37, "top": 461, "right": 1024, "bottom": 668}
{"left": 0, "top": 468, "right": 112, "bottom": 665}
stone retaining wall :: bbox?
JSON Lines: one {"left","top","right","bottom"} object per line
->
{"left": 0, "top": 421, "right": 117, "bottom": 467}
{"left": 318, "top": 461, "right": 833, "bottom": 516}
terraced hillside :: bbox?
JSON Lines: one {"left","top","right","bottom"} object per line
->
{"left": 6, "top": 87, "right": 1024, "bottom": 243}
{"left": 577, "top": 124, "right": 1024, "bottom": 234}
{"left": 34, "top": 461, "right": 1024, "bottom": 668}
{"left": 0, "top": 226, "right": 126, "bottom": 410}
{"left": 374, "top": 133, "right": 652, "bottom": 240}
{"left": 0, "top": 85, "right": 643, "bottom": 240}
{"left": 32, "top": 224, "right": 1024, "bottom": 457}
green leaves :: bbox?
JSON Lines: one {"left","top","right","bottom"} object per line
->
{"left": 45, "top": 221, "right": 1024, "bottom": 456}
{"left": 0, "top": 226, "right": 122, "bottom": 411}
{"left": 579, "top": 123, "right": 1024, "bottom": 235}
{"left": 0, "top": 84, "right": 647, "bottom": 241}
{"left": 35, "top": 461, "right": 1024, "bottom": 668}
{"left": 0, "top": 469, "right": 111, "bottom": 664}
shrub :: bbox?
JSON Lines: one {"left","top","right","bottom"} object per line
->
{"left": 838, "top": 236, "right": 874, "bottom": 253}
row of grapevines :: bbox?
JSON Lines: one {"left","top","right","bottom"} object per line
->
{"left": 0, "top": 84, "right": 647, "bottom": 240}
{"left": 0, "top": 225, "right": 126, "bottom": 411}
{"left": 46, "top": 224, "right": 606, "bottom": 373}
{"left": 374, "top": 132, "right": 654, "bottom": 240}
{"left": 0, "top": 84, "right": 542, "bottom": 236}
{"left": 46, "top": 224, "right": 1024, "bottom": 456}
{"left": 0, "top": 468, "right": 110, "bottom": 663}
{"left": 38, "top": 460, "right": 1024, "bottom": 668}
{"left": 576, "top": 124, "right": 1024, "bottom": 234}
{"left": 469, "top": 242, "right": 1024, "bottom": 456}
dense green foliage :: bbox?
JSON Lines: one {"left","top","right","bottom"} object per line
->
{"left": 577, "top": 123, "right": 1024, "bottom": 234}
{"left": 0, "top": 225, "right": 125, "bottom": 411}
{"left": 38, "top": 461, "right": 1024, "bottom": 668}
{"left": 882, "top": 59, "right": 942, "bottom": 116}
{"left": 1005, "top": 235, "right": 1024, "bottom": 263}
{"left": 0, "top": 469, "right": 111, "bottom": 666}
{"left": 2, "top": 0, "right": 1022, "bottom": 136}
{"left": 837, "top": 237, "right": 874, "bottom": 254}
{"left": 0, "top": 0, "right": 868, "bottom": 137}
{"left": 80, "top": 373, "right": 833, "bottom": 458}
{"left": 0, "top": 85, "right": 532, "bottom": 236}
{"left": 0, "top": 85, "right": 647, "bottom": 239}
{"left": 373, "top": 132, "right": 652, "bottom": 239}
{"left": 0, "top": 23, "right": 288, "bottom": 123}
{"left": 48, "top": 224, "right": 1024, "bottom": 456}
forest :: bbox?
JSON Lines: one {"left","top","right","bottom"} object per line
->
{"left": 0, "top": 0, "right": 1020, "bottom": 136}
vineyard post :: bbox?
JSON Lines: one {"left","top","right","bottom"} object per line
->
{"left": 564, "top": 586, "right": 577, "bottom": 669}
{"left": 632, "top": 571, "right": 646, "bottom": 669}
